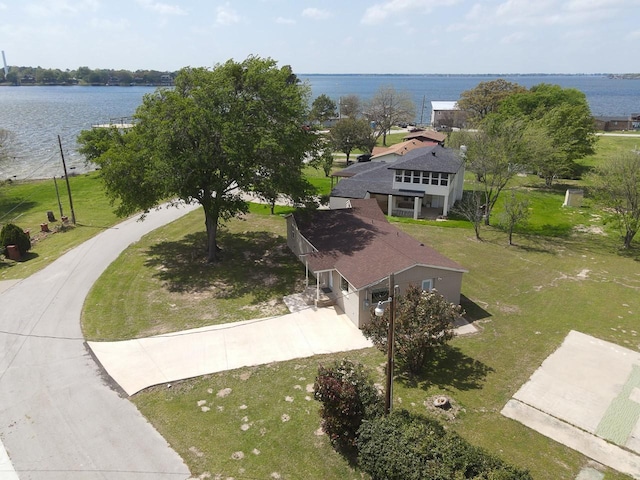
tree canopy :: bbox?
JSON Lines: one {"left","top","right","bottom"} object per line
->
{"left": 589, "top": 151, "right": 640, "bottom": 249}
{"left": 366, "top": 86, "right": 415, "bottom": 146}
{"left": 494, "top": 83, "right": 597, "bottom": 185}
{"left": 363, "top": 285, "right": 461, "bottom": 374}
{"left": 309, "top": 94, "right": 337, "bottom": 124}
{"left": 452, "top": 117, "right": 532, "bottom": 225}
{"left": 77, "top": 56, "right": 317, "bottom": 262}
{"left": 339, "top": 94, "right": 362, "bottom": 119}
{"left": 329, "top": 117, "right": 375, "bottom": 163}
{"left": 456, "top": 78, "right": 526, "bottom": 125}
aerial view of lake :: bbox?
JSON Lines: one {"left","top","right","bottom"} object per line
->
{"left": 0, "top": 74, "right": 638, "bottom": 179}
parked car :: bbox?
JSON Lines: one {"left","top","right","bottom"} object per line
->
{"left": 357, "top": 154, "right": 372, "bottom": 162}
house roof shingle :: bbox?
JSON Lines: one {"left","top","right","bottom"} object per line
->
{"left": 391, "top": 145, "right": 463, "bottom": 173}
{"left": 293, "top": 199, "right": 466, "bottom": 290}
{"left": 330, "top": 145, "right": 463, "bottom": 200}
{"left": 402, "top": 130, "right": 446, "bottom": 143}
{"left": 371, "top": 139, "right": 427, "bottom": 159}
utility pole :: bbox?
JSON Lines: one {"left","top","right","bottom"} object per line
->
{"left": 385, "top": 273, "right": 396, "bottom": 414}
{"left": 53, "top": 176, "right": 64, "bottom": 219}
{"left": 58, "top": 135, "right": 76, "bottom": 225}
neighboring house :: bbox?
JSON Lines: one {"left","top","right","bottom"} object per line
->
{"left": 160, "top": 74, "right": 174, "bottom": 86}
{"left": 402, "top": 129, "right": 447, "bottom": 146}
{"left": 330, "top": 144, "right": 465, "bottom": 219}
{"left": 593, "top": 115, "right": 637, "bottom": 132}
{"left": 431, "top": 101, "right": 467, "bottom": 130}
{"left": 371, "top": 139, "right": 428, "bottom": 162}
{"left": 286, "top": 199, "right": 467, "bottom": 328}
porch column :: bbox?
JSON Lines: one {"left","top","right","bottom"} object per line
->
{"left": 387, "top": 195, "right": 393, "bottom": 217}
{"left": 442, "top": 195, "right": 449, "bottom": 217}
{"left": 413, "top": 197, "right": 421, "bottom": 220}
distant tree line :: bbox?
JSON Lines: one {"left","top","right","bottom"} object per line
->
{"left": 0, "top": 66, "right": 177, "bottom": 86}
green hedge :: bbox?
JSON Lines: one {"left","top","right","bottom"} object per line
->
{"left": 357, "top": 410, "right": 532, "bottom": 480}
{"left": 1, "top": 223, "right": 31, "bottom": 256}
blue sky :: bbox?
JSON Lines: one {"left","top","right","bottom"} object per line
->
{"left": 1, "top": 0, "right": 639, "bottom": 74}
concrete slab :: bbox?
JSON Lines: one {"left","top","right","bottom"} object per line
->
{"left": 0, "top": 440, "right": 19, "bottom": 480}
{"left": 0, "top": 279, "right": 21, "bottom": 295}
{"left": 502, "top": 330, "right": 640, "bottom": 479}
{"left": 88, "top": 306, "right": 374, "bottom": 396}
{"left": 576, "top": 467, "right": 604, "bottom": 480}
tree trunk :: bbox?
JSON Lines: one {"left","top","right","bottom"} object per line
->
{"left": 484, "top": 210, "right": 491, "bottom": 226}
{"left": 623, "top": 229, "right": 636, "bottom": 249}
{"left": 204, "top": 205, "right": 220, "bottom": 262}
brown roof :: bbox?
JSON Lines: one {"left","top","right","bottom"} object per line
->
{"left": 403, "top": 129, "right": 446, "bottom": 143}
{"left": 292, "top": 199, "right": 466, "bottom": 290}
{"left": 371, "top": 139, "right": 429, "bottom": 159}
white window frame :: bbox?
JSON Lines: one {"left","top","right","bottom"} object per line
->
{"left": 421, "top": 278, "right": 434, "bottom": 291}
{"left": 340, "top": 275, "right": 349, "bottom": 293}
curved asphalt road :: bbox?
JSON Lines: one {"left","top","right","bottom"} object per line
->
{"left": 0, "top": 204, "right": 197, "bottom": 479}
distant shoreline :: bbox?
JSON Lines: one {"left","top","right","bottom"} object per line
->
{"left": 2, "top": 72, "right": 639, "bottom": 88}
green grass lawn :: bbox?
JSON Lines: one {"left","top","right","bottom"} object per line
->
{"left": 82, "top": 209, "right": 304, "bottom": 340}
{"left": 0, "top": 172, "right": 121, "bottom": 279}
{"left": 88, "top": 206, "right": 638, "bottom": 479}
{"left": 4, "top": 136, "right": 640, "bottom": 479}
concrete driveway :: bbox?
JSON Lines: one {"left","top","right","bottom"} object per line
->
{"left": 502, "top": 330, "right": 640, "bottom": 479}
{"left": 89, "top": 307, "right": 373, "bottom": 396}
{"left": 0, "top": 204, "right": 197, "bottom": 479}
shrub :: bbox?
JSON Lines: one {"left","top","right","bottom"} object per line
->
{"left": 363, "top": 285, "right": 462, "bottom": 375}
{"left": 0, "top": 223, "right": 31, "bottom": 256}
{"left": 357, "top": 410, "right": 532, "bottom": 480}
{"left": 313, "top": 359, "right": 384, "bottom": 457}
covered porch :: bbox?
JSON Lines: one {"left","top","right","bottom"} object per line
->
{"left": 371, "top": 193, "right": 448, "bottom": 220}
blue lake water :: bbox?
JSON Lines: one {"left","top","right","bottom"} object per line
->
{"left": 0, "top": 74, "right": 638, "bottom": 179}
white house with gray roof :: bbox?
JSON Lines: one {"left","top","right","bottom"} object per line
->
{"left": 330, "top": 145, "right": 465, "bottom": 220}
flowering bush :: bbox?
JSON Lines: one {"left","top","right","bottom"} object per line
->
{"left": 313, "top": 359, "right": 383, "bottom": 457}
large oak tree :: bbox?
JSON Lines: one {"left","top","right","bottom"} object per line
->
{"left": 78, "top": 56, "right": 317, "bottom": 262}
{"left": 456, "top": 78, "right": 526, "bottom": 126}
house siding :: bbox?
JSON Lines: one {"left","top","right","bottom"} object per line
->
{"left": 286, "top": 204, "right": 466, "bottom": 330}
{"left": 352, "top": 265, "right": 464, "bottom": 328}
{"left": 287, "top": 215, "right": 316, "bottom": 259}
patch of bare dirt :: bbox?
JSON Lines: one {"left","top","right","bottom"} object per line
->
{"left": 574, "top": 224, "right": 606, "bottom": 235}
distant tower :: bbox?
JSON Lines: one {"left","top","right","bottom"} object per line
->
{"left": 2, "top": 51, "right": 8, "bottom": 77}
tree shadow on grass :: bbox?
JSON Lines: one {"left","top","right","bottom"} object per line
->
{"left": 0, "top": 199, "right": 38, "bottom": 221}
{"left": 397, "top": 345, "right": 494, "bottom": 392}
{"left": 143, "top": 229, "right": 303, "bottom": 304}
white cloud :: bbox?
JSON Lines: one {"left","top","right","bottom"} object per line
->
{"left": 276, "top": 17, "right": 296, "bottom": 25}
{"left": 462, "top": 33, "right": 479, "bottom": 43}
{"left": 302, "top": 7, "right": 331, "bottom": 20}
{"left": 25, "top": 0, "right": 99, "bottom": 16}
{"left": 500, "top": 31, "right": 528, "bottom": 44}
{"left": 361, "top": 0, "right": 459, "bottom": 25}
{"left": 136, "top": 0, "right": 186, "bottom": 16}
{"left": 628, "top": 29, "right": 640, "bottom": 40}
{"left": 216, "top": 3, "right": 241, "bottom": 25}
{"left": 90, "top": 17, "right": 130, "bottom": 31}
{"left": 0, "top": 3, "right": 7, "bottom": 10}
